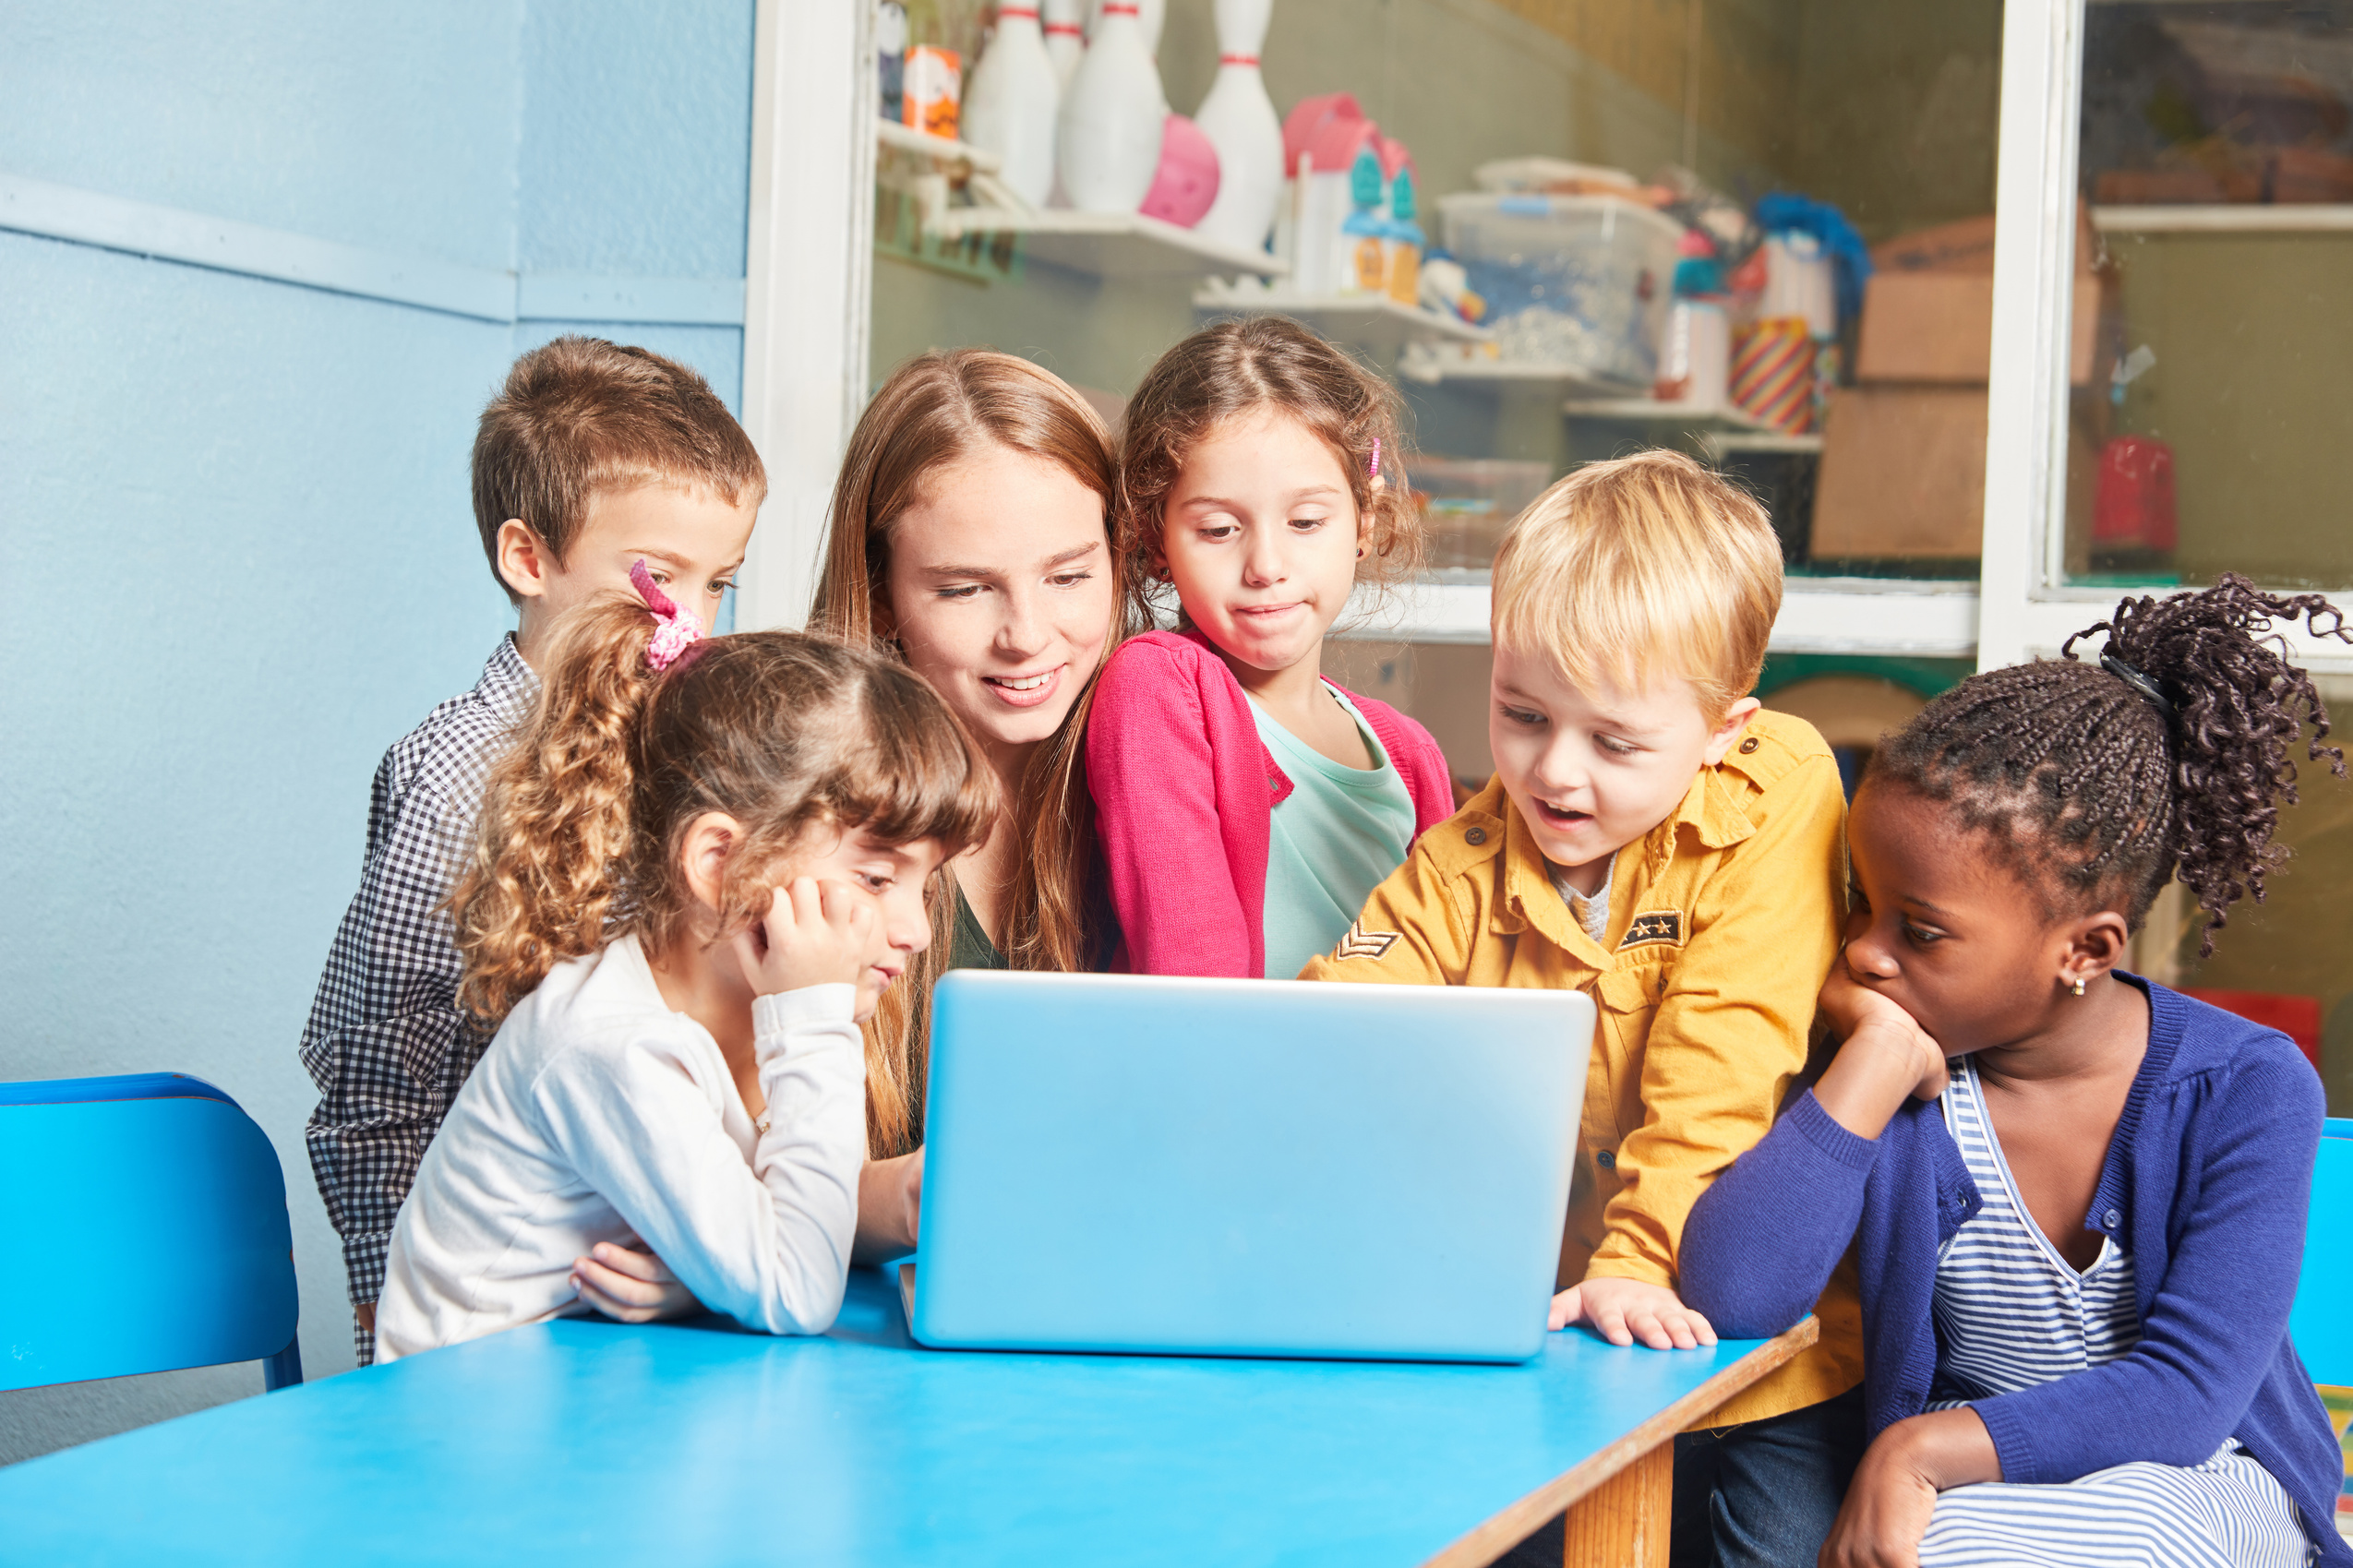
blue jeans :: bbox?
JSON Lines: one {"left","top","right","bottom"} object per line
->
{"left": 1489, "top": 1385, "right": 1866, "bottom": 1568}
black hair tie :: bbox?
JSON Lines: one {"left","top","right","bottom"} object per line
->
{"left": 2101, "top": 652, "right": 2175, "bottom": 718}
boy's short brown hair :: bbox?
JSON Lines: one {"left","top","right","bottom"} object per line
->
{"left": 1491, "top": 449, "right": 1782, "bottom": 721}
{"left": 472, "top": 337, "right": 767, "bottom": 602}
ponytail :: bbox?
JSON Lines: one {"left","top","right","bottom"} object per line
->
{"left": 450, "top": 595, "right": 998, "bottom": 1158}
{"left": 453, "top": 600, "right": 661, "bottom": 1024}
{"left": 1870, "top": 573, "right": 2349, "bottom": 956}
{"left": 2064, "top": 574, "right": 2348, "bottom": 952}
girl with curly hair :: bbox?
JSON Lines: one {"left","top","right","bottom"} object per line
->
{"left": 1086, "top": 317, "right": 1456, "bottom": 979}
{"left": 1681, "top": 576, "right": 2352, "bottom": 1567}
{"left": 371, "top": 579, "right": 996, "bottom": 1361}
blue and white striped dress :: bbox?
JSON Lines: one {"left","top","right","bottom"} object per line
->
{"left": 1915, "top": 1059, "right": 2313, "bottom": 1568}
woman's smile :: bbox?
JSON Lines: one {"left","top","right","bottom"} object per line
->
{"left": 980, "top": 664, "right": 1064, "bottom": 708}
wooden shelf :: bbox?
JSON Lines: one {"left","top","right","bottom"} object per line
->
{"left": 1194, "top": 281, "right": 1492, "bottom": 346}
{"left": 1709, "top": 430, "right": 1825, "bottom": 454}
{"left": 1556, "top": 398, "right": 1825, "bottom": 453}
{"left": 2091, "top": 204, "right": 2353, "bottom": 233}
{"left": 1399, "top": 342, "right": 1638, "bottom": 391}
{"left": 876, "top": 124, "right": 1286, "bottom": 281}
{"left": 929, "top": 208, "right": 1289, "bottom": 279}
{"left": 1343, "top": 576, "right": 1978, "bottom": 652}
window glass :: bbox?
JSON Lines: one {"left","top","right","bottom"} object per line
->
{"left": 870, "top": 0, "right": 2004, "bottom": 773}
{"left": 872, "top": 0, "right": 2006, "bottom": 579}
{"left": 2066, "top": 1, "right": 2353, "bottom": 591}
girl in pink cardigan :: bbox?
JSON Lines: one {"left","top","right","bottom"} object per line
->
{"left": 1086, "top": 318, "right": 1454, "bottom": 978}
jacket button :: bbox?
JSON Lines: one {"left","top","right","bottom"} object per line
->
{"left": 1596, "top": 1149, "right": 1616, "bottom": 1168}
{"left": 1738, "top": 736, "right": 1759, "bottom": 754}
{"left": 2103, "top": 1208, "right": 2120, "bottom": 1229}
{"left": 1465, "top": 827, "right": 1487, "bottom": 844}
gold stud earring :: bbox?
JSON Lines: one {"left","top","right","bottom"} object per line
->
{"left": 2071, "top": 976, "right": 2087, "bottom": 997}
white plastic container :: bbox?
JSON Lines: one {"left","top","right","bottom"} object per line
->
{"left": 1437, "top": 193, "right": 1681, "bottom": 388}
{"left": 1411, "top": 457, "right": 1555, "bottom": 572}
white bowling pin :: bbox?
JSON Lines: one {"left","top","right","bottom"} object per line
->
{"left": 1057, "top": 2, "right": 1167, "bottom": 213}
{"left": 1086, "top": 0, "right": 1163, "bottom": 57}
{"left": 962, "top": 6, "right": 1060, "bottom": 207}
{"left": 1042, "top": 0, "right": 1085, "bottom": 90}
{"left": 1190, "top": 0, "right": 1284, "bottom": 253}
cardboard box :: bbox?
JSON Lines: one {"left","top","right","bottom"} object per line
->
{"left": 1867, "top": 209, "right": 2097, "bottom": 278}
{"left": 1856, "top": 272, "right": 2106, "bottom": 385}
{"left": 1871, "top": 213, "right": 1999, "bottom": 275}
{"left": 1811, "top": 387, "right": 1990, "bottom": 559}
{"left": 1810, "top": 386, "right": 2097, "bottom": 560}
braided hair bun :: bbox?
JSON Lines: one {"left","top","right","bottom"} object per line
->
{"left": 1869, "top": 574, "right": 2349, "bottom": 955}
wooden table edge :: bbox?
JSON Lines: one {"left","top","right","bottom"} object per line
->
{"left": 1419, "top": 1315, "right": 1821, "bottom": 1568}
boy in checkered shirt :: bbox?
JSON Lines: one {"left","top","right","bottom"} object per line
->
{"left": 299, "top": 337, "right": 765, "bottom": 1360}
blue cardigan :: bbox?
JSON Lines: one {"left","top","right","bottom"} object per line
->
{"left": 1681, "top": 977, "right": 2349, "bottom": 1566}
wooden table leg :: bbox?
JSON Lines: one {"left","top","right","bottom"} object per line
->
{"left": 1559, "top": 1440, "right": 1672, "bottom": 1568}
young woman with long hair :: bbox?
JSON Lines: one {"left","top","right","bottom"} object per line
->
{"left": 809, "top": 350, "right": 1153, "bottom": 1260}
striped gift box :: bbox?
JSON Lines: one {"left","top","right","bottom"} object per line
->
{"left": 1729, "top": 316, "right": 1816, "bottom": 436}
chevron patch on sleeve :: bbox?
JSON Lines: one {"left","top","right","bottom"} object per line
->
{"left": 1618, "top": 910, "right": 1685, "bottom": 949}
{"left": 1332, "top": 921, "right": 1400, "bottom": 962}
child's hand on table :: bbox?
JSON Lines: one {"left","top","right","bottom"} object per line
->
{"left": 731, "top": 877, "right": 888, "bottom": 996}
{"left": 570, "top": 1242, "right": 703, "bottom": 1323}
{"left": 1548, "top": 1276, "right": 1718, "bottom": 1349}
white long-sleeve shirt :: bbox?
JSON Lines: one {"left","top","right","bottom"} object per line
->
{"left": 374, "top": 933, "right": 866, "bottom": 1362}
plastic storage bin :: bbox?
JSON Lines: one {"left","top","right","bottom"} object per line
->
{"left": 1411, "top": 457, "right": 1555, "bottom": 573}
{"left": 1437, "top": 194, "right": 1681, "bottom": 387}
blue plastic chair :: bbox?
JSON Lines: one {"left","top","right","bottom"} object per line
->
{"left": 2292, "top": 1120, "right": 2353, "bottom": 1387}
{"left": 0, "top": 1072, "right": 302, "bottom": 1393}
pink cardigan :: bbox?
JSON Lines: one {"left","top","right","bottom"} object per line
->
{"left": 1085, "top": 628, "right": 1456, "bottom": 978}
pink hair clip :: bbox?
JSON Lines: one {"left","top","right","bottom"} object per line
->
{"left": 630, "top": 558, "right": 704, "bottom": 672}
{"left": 1368, "top": 437, "right": 1381, "bottom": 481}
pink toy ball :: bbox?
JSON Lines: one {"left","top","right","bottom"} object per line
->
{"left": 1140, "top": 114, "right": 1221, "bottom": 228}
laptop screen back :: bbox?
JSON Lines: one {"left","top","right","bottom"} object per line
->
{"left": 910, "top": 972, "right": 1592, "bottom": 1362}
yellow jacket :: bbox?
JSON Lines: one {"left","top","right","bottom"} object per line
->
{"left": 1299, "top": 709, "right": 1860, "bottom": 1425}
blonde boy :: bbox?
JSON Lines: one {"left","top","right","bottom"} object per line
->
{"left": 1300, "top": 450, "right": 1858, "bottom": 1564}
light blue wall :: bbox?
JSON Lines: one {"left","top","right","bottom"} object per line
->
{"left": 0, "top": 0, "right": 755, "bottom": 1461}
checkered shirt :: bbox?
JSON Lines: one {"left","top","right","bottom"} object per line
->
{"left": 299, "top": 635, "right": 537, "bottom": 1362}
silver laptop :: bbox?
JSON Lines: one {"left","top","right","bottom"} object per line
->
{"left": 902, "top": 971, "right": 1592, "bottom": 1362}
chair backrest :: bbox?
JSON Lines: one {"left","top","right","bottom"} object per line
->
{"left": 2294, "top": 1125, "right": 2353, "bottom": 1388}
{"left": 0, "top": 1073, "right": 301, "bottom": 1392}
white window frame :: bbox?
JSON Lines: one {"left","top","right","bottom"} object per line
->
{"left": 738, "top": 0, "right": 877, "bottom": 633}
{"left": 1981, "top": 0, "right": 2353, "bottom": 676}
{"left": 743, "top": 0, "right": 2353, "bottom": 673}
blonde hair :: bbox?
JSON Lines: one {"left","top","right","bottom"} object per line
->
{"left": 1491, "top": 449, "right": 1782, "bottom": 720}
{"left": 810, "top": 350, "right": 1152, "bottom": 1152}
{"left": 451, "top": 599, "right": 999, "bottom": 1156}
{"left": 1118, "top": 317, "right": 1423, "bottom": 614}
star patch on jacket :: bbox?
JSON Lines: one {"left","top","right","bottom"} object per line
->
{"left": 1618, "top": 910, "right": 1685, "bottom": 949}
{"left": 1332, "top": 921, "right": 1400, "bottom": 961}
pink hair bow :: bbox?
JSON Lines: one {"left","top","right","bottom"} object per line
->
{"left": 630, "top": 559, "right": 704, "bottom": 671}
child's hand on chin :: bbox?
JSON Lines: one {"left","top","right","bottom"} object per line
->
{"left": 1548, "top": 1276, "right": 1718, "bottom": 1349}
{"left": 1819, "top": 963, "right": 1950, "bottom": 1107}
{"left": 732, "top": 877, "right": 888, "bottom": 997}
{"left": 570, "top": 1241, "right": 703, "bottom": 1323}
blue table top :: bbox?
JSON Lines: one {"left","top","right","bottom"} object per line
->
{"left": 0, "top": 1268, "right": 1809, "bottom": 1567}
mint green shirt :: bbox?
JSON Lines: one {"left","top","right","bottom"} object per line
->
{"left": 1250, "top": 685, "right": 1418, "bottom": 980}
